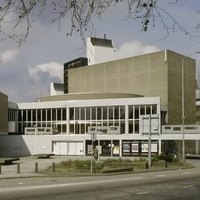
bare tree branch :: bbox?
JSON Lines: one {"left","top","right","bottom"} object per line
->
{"left": 0, "top": 0, "right": 199, "bottom": 45}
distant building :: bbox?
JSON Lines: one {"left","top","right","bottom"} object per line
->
{"left": 0, "top": 91, "right": 8, "bottom": 134}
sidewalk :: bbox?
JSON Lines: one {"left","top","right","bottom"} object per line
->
{"left": 0, "top": 156, "right": 86, "bottom": 179}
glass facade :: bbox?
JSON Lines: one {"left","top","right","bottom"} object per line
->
{"left": 69, "top": 106, "right": 125, "bottom": 134}
{"left": 17, "top": 101, "right": 159, "bottom": 135}
{"left": 8, "top": 109, "right": 17, "bottom": 122}
{"left": 128, "top": 104, "right": 157, "bottom": 134}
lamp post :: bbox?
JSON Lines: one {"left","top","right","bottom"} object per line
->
{"left": 34, "top": 125, "right": 37, "bottom": 155}
{"left": 148, "top": 115, "right": 151, "bottom": 168}
{"left": 181, "top": 51, "right": 200, "bottom": 164}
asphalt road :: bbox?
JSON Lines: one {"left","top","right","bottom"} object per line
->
{"left": 0, "top": 159, "right": 200, "bottom": 200}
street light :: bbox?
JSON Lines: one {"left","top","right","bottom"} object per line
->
{"left": 182, "top": 51, "right": 200, "bottom": 164}
{"left": 34, "top": 125, "right": 37, "bottom": 155}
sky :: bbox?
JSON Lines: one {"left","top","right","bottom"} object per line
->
{"left": 0, "top": 0, "right": 200, "bottom": 103}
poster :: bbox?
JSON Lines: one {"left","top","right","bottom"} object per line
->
{"left": 123, "top": 143, "right": 130, "bottom": 152}
{"left": 141, "top": 143, "right": 157, "bottom": 153}
{"left": 131, "top": 143, "right": 139, "bottom": 153}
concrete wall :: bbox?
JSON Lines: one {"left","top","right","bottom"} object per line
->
{"left": 167, "top": 51, "right": 196, "bottom": 125}
{"left": 69, "top": 50, "right": 168, "bottom": 104}
{"left": 0, "top": 92, "right": 8, "bottom": 134}
{"left": 0, "top": 135, "right": 76, "bottom": 157}
{"left": 68, "top": 50, "right": 196, "bottom": 125}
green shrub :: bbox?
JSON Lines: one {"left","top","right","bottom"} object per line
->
{"left": 73, "top": 160, "right": 91, "bottom": 170}
{"left": 155, "top": 153, "right": 180, "bottom": 162}
{"left": 94, "top": 162, "right": 104, "bottom": 170}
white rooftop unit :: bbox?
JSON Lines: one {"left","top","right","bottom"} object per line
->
{"left": 87, "top": 36, "right": 117, "bottom": 65}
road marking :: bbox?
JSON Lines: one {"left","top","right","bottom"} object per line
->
{"left": 183, "top": 185, "right": 193, "bottom": 188}
{"left": 157, "top": 175, "right": 166, "bottom": 178}
{"left": 0, "top": 176, "right": 144, "bottom": 193}
{"left": 184, "top": 171, "right": 191, "bottom": 174}
{"left": 136, "top": 191, "right": 150, "bottom": 195}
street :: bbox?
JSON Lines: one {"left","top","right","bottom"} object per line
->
{"left": 0, "top": 159, "right": 200, "bottom": 199}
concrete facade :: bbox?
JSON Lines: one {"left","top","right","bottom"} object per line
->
{"left": 68, "top": 50, "right": 196, "bottom": 125}
{"left": 0, "top": 92, "right": 8, "bottom": 134}
{"left": 0, "top": 49, "right": 198, "bottom": 157}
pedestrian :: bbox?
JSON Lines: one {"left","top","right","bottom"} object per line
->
{"left": 173, "top": 147, "right": 178, "bottom": 158}
{"left": 94, "top": 148, "right": 98, "bottom": 160}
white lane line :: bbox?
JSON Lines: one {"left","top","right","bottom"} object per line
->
{"left": 183, "top": 185, "right": 193, "bottom": 188}
{"left": 183, "top": 171, "right": 191, "bottom": 174}
{"left": 157, "top": 175, "right": 166, "bottom": 177}
{"left": 136, "top": 191, "right": 150, "bottom": 195}
{"left": 0, "top": 176, "right": 144, "bottom": 193}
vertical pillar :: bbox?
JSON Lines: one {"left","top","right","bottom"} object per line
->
{"left": 35, "top": 162, "right": 38, "bottom": 173}
{"left": 158, "top": 139, "right": 162, "bottom": 155}
{"left": 17, "top": 163, "right": 20, "bottom": 174}
{"left": 125, "top": 105, "right": 129, "bottom": 134}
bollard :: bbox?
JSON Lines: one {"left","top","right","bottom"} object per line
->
{"left": 17, "top": 163, "right": 20, "bottom": 174}
{"left": 146, "top": 162, "right": 149, "bottom": 169}
{"left": 165, "top": 161, "right": 168, "bottom": 168}
{"left": 35, "top": 162, "right": 38, "bottom": 173}
{"left": 52, "top": 162, "right": 55, "bottom": 172}
{"left": 0, "top": 164, "right": 1, "bottom": 174}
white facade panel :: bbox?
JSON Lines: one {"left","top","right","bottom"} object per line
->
{"left": 87, "top": 37, "right": 117, "bottom": 65}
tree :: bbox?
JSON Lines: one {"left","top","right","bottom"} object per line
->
{"left": 0, "top": 0, "right": 199, "bottom": 45}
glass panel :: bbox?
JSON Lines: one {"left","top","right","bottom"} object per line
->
{"left": 91, "top": 107, "right": 96, "bottom": 120}
{"left": 74, "top": 108, "right": 79, "bottom": 120}
{"left": 129, "top": 121, "right": 133, "bottom": 134}
{"left": 120, "top": 106, "right": 125, "bottom": 119}
{"left": 57, "top": 108, "right": 62, "bottom": 120}
{"left": 41, "top": 109, "right": 46, "bottom": 121}
{"left": 103, "top": 107, "right": 107, "bottom": 120}
{"left": 128, "top": 106, "right": 133, "bottom": 119}
{"left": 146, "top": 105, "right": 151, "bottom": 115}
{"left": 47, "top": 109, "right": 51, "bottom": 121}
{"left": 86, "top": 107, "right": 90, "bottom": 120}
{"left": 62, "top": 108, "right": 66, "bottom": 120}
{"left": 80, "top": 108, "right": 85, "bottom": 120}
{"left": 152, "top": 104, "right": 157, "bottom": 114}
{"left": 70, "top": 124, "right": 74, "bottom": 134}
{"left": 28, "top": 110, "right": 32, "bottom": 121}
{"left": 109, "top": 107, "right": 113, "bottom": 119}
{"left": 140, "top": 105, "right": 145, "bottom": 115}
{"left": 134, "top": 120, "right": 139, "bottom": 134}
{"left": 134, "top": 106, "right": 139, "bottom": 119}
{"left": 33, "top": 110, "right": 36, "bottom": 121}
{"left": 114, "top": 106, "right": 119, "bottom": 119}
{"left": 97, "top": 107, "right": 101, "bottom": 120}
{"left": 69, "top": 108, "right": 74, "bottom": 120}
{"left": 52, "top": 109, "right": 56, "bottom": 121}
{"left": 121, "top": 121, "right": 125, "bottom": 134}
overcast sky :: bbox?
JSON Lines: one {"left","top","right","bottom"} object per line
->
{"left": 0, "top": 0, "right": 200, "bottom": 103}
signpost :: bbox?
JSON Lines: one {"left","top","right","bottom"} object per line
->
{"left": 90, "top": 132, "right": 96, "bottom": 173}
